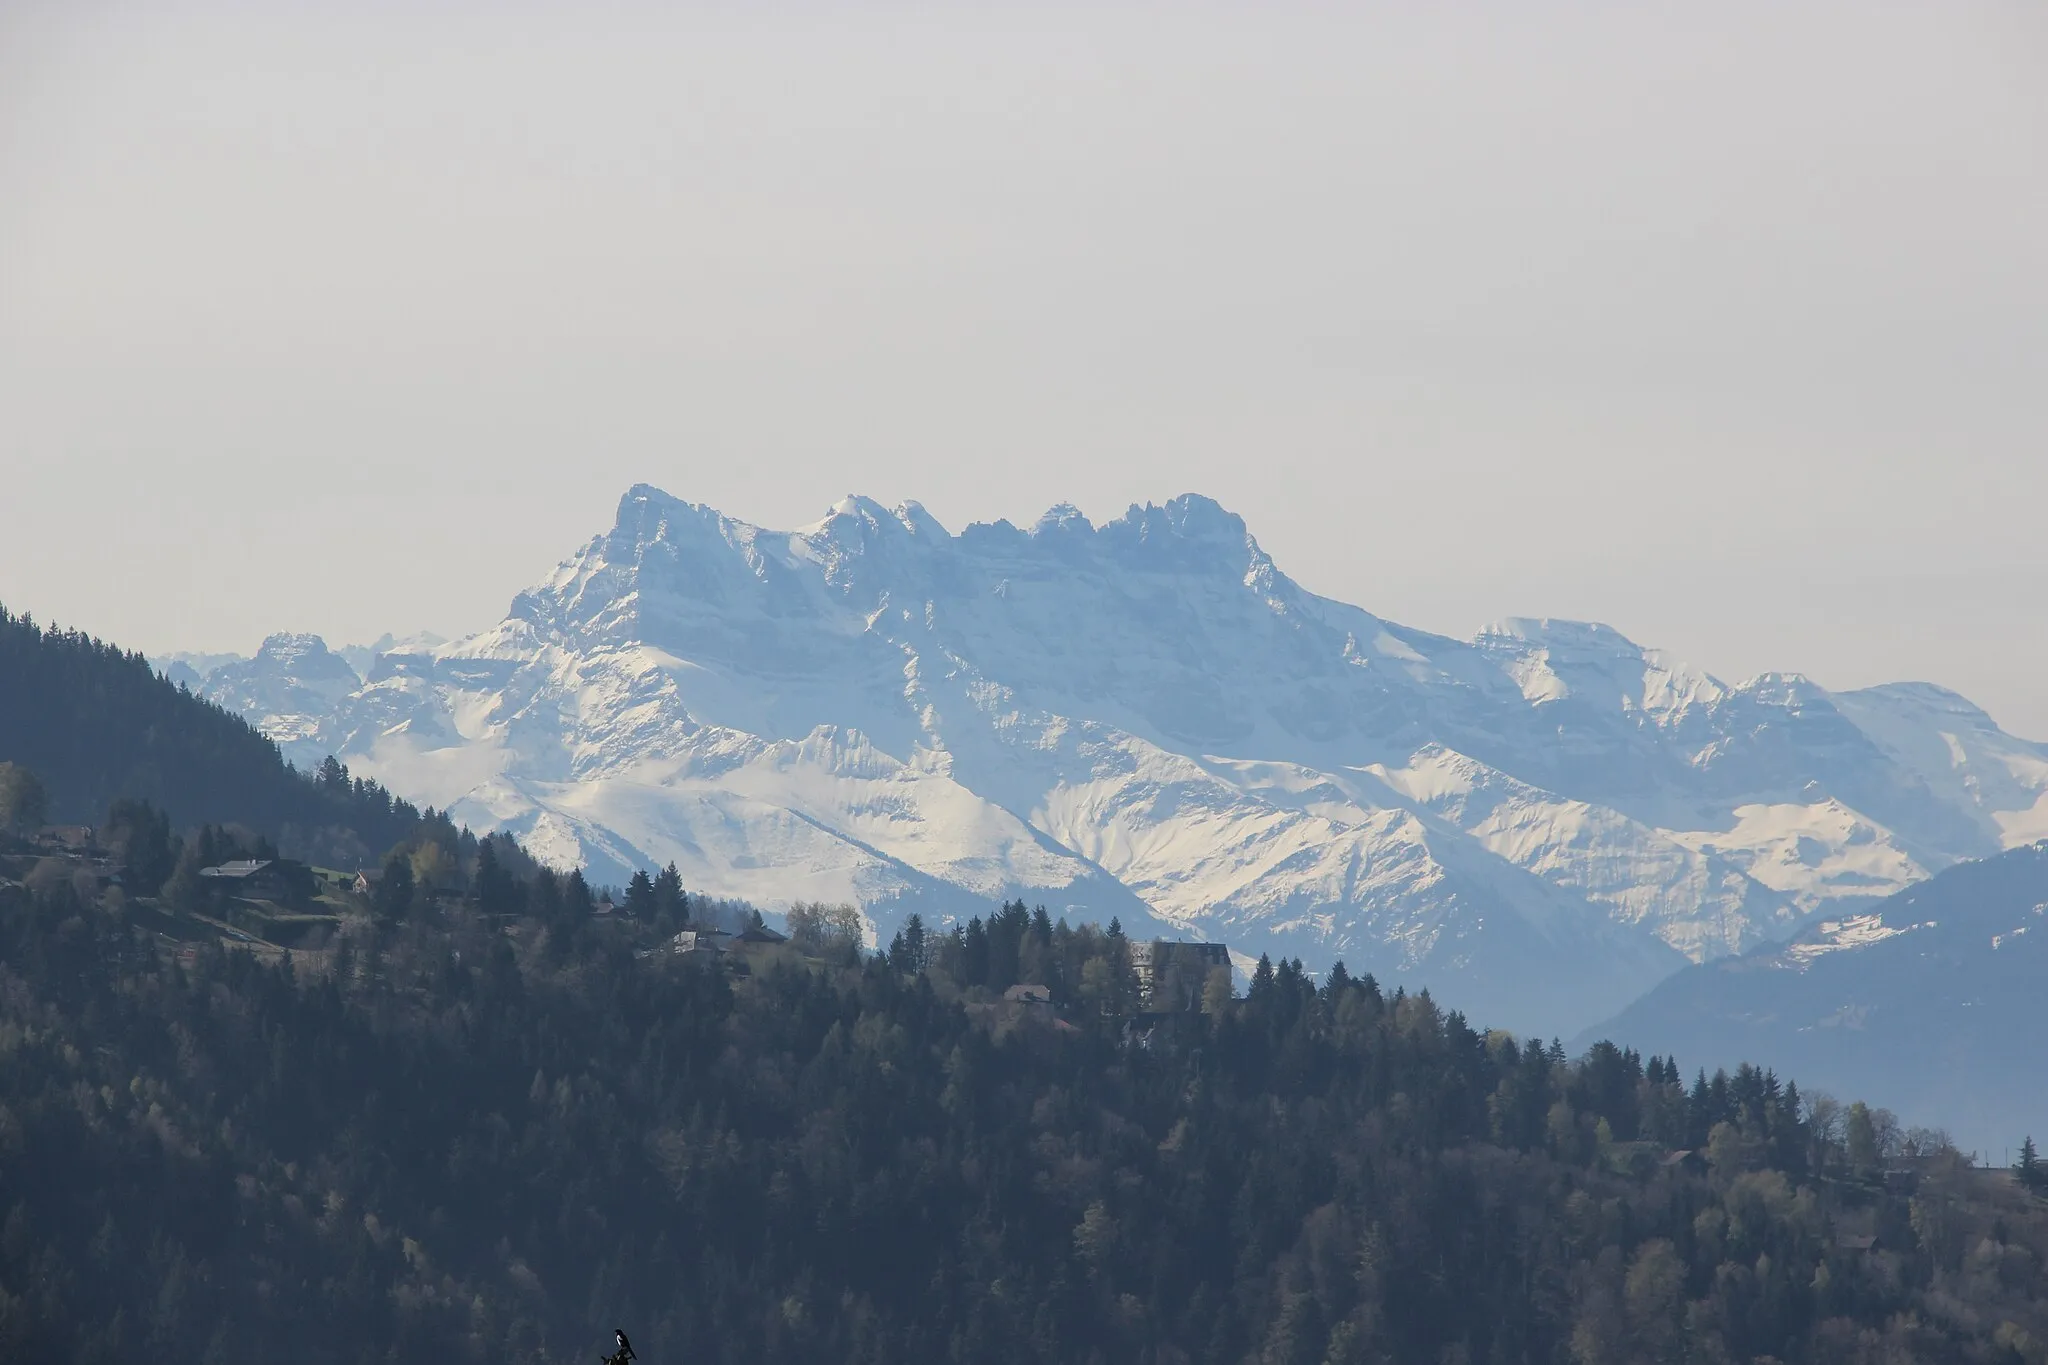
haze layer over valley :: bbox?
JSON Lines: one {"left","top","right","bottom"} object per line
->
{"left": 176, "top": 488, "right": 2048, "bottom": 1035}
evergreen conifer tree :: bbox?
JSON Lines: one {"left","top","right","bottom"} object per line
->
{"left": 103, "top": 797, "right": 175, "bottom": 894}
{"left": 0, "top": 761, "right": 48, "bottom": 837}
{"left": 653, "top": 862, "right": 685, "bottom": 923}
{"left": 375, "top": 852, "right": 415, "bottom": 921}
{"left": 1846, "top": 1102, "right": 1880, "bottom": 1171}
{"left": 1248, "top": 954, "right": 1276, "bottom": 1003}
{"left": 889, "top": 912, "right": 929, "bottom": 974}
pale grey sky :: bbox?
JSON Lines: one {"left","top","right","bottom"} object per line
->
{"left": 3, "top": 2, "right": 2045, "bottom": 735}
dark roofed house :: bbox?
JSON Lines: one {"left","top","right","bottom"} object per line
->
{"left": 738, "top": 923, "right": 789, "bottom": 946}
{"left": 201, "top": 859, "right": 284, "bottom": 899}
{"left": 202, "top": 859, "right": 272, "bottom": 878}
{"left": 988, "top": 982, "right": 1076, "bottom": 1036}
{"left": 37, "top": 825, "right": 94, "bottom": 852}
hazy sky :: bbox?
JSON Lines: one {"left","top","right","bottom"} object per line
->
{"left": 4, "top": 2, "right": 2046, "bottom": 736}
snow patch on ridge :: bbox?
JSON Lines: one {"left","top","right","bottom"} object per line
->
{"left": 1783, "top": 912, "right": 1909, "bottom": 966}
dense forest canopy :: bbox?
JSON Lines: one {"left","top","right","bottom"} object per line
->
{"left": 2, "top": 837, "right": 2045, "bottom": 1365}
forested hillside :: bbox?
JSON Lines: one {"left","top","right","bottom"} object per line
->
{"left": 0, "top": 606, "right": 422, "bottom": 865}
{"left": 2, "top": 847, "right": 2045, "bottom": 1365}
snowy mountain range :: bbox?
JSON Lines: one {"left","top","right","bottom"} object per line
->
{"left": 167, "top": 487, "right": 2048, "bottom": 1035}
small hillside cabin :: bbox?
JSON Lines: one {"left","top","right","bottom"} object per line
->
{"left": 200, "top": 859, "right": 285, "bottom": 899}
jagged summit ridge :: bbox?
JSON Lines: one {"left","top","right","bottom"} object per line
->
{"left": 184, "top": 486, "right": 2048, "bottom": 1035}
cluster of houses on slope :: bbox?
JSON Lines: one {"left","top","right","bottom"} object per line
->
{"left": 7, "top": 826, "right": 384, "bottom": 909}
{"left": 0, "top": 824, "right": 121, "bottom": 893}
{"left": 637, "top": 922, "right": 790, "bottom": 959}
{"left": 9, "top": 826, "right": 1237, "bottom": 1000}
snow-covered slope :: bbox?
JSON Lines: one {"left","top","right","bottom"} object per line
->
{"left": 187, "top": 487, "right": 2048, "bottom": 1035}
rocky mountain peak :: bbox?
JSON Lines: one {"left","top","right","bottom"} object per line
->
{"left": 179, "top": 484, "right": 2048, "bottom": 1037}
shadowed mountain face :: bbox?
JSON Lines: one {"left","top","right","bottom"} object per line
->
{"left": 184, "top": 487, "right": 2048, "bottom": 1035}
{"left": 1579, "top": 841, "right": 2048, "bottom": 1158}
